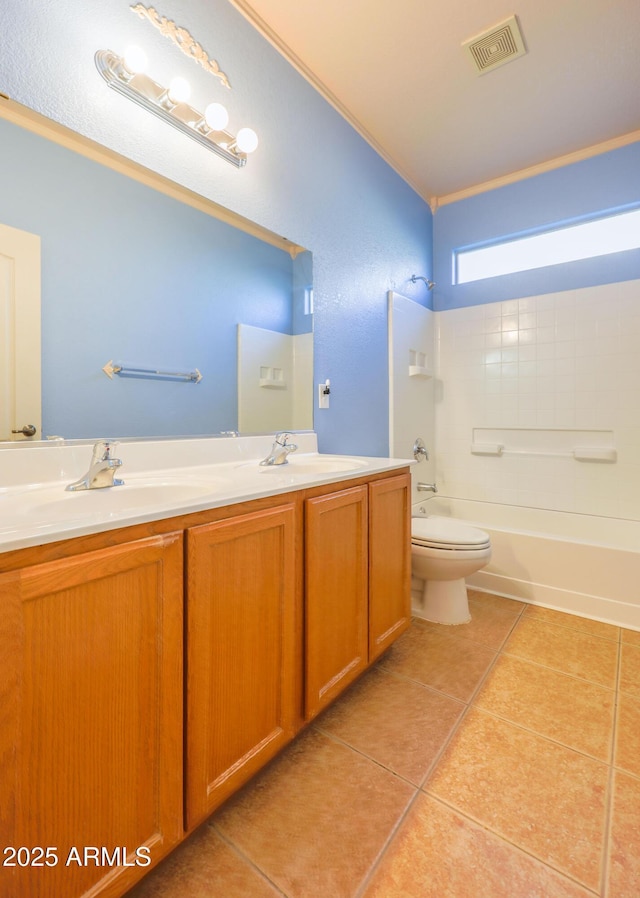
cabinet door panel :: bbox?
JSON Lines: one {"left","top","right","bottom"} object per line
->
{"left": 305, "top": 486, "right": 368, "bottom": 719}
{"left": 369, "top": 473, "right": 412, "bottom": 661}
{"left": 185, "top": 504, "right": 297, "bottom": 830}
{"left": 0, "top": 534, "right": 183, "bottom": 898}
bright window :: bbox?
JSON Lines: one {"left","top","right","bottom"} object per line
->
{"left": 454, "top": 207, "right": 640, "bottom": 284}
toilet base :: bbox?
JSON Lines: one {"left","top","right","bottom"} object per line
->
{"left": 421, "top": 577, "right": 471, "bottom": 625}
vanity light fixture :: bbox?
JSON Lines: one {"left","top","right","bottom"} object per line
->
{"left": 95, "top": 47, "right": 258, "bottom": 168}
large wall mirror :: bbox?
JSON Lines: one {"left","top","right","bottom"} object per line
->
{"left": 0, "top": 103, "right": 313, "bottom": 441}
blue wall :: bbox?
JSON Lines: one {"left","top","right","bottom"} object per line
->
{"left": 433, "top": 142, "right": 640, "bottom": 311}
{"left": 0, "top": 0, "right": 433, "bottom": 455}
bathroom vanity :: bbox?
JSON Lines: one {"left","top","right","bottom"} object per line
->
{"left": 0, "top": 434, "right": 411, "bottom": 898}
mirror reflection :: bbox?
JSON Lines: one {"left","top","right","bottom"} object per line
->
{"left": 0, "top": 110, "right": 313, "bottom": 441}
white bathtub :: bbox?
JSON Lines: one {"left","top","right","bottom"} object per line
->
{"left": 413, "top": 496, "right": 640, "bottom": 631}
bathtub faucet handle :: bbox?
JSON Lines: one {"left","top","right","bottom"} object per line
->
{"left": 413, "top": 438, "right": 429, "bottom": 462}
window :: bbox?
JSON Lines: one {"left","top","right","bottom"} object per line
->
{"left": 454, "top": 206, "right": 640, "bottom": 285}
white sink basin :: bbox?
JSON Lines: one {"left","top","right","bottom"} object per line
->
{"left": 239, "top": 455, "right": 369, "bottom": 476}
{"left": 9, "top": 476, "right": 227, "bottom": 527}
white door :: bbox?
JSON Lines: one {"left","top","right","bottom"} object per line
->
{"left": 0, "top": 222, "right": 41, "bottom": 441}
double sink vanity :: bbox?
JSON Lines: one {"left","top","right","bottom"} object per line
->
{"left": 0, "top": 431, "right": 412, "bottom": 898}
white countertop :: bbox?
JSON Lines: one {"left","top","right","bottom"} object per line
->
{"left": 0, "top": 433, "right": 413, "bottom": 553}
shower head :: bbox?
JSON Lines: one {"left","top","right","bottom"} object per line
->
{"left": 410, "top": 275, "right": 435, "bottom": 291}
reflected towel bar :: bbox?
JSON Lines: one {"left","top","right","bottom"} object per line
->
{"left": 102, "top": 360, "right": 203, "bottom": 383}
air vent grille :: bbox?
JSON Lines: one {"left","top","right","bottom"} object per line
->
{"left": 462, "top": 15, "right": 527, "bottom": 75}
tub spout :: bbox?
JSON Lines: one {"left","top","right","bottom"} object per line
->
{"left": 417, "top": 482, "right": 438, "bottom": 493}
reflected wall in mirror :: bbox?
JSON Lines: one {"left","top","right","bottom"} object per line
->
{"left": 0, "top": 106, "right": 313, "bottom": 440}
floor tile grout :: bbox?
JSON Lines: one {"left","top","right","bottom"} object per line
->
{"left": 418, "top": 791, "right": 603, "bottom": 897}
{"left": 598, "top": 636, "right": 623, "bottom": 896}
{"left": 498, "top": 648, "right": 619, "bottom": 690}
{"left": 209, "top": 824, "right": 291, "bottom": 897}
{"left": 127, "top": 592, "right": 640, "bottom": 898}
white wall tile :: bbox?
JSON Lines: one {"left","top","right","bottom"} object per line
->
{"left": 434, "top": 279, "right": 640, "bottom": 520}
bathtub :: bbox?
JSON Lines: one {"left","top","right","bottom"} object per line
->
{"left": 412, "top": 496, "right": 640, "bottom": 631}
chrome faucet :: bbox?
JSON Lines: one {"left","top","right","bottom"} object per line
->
{"left": 66, "top": 439, "right": 124, "bottom": 491}
{"left": 417, "top": 482, "right": 438, "bottom": 493}
{"left": 259, "top": 432, "right": 298, "bottom": 466}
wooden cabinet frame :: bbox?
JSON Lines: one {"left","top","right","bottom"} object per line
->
{"left": 0, "top": 467, "right": 410, "bottom": 898}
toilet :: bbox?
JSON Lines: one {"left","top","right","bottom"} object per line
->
{"left": 411, "top": 516, "right": 491, "bottom": 624}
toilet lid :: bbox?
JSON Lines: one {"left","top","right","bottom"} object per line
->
{"left": 412, "top": 516, "right": 490, "bottom": 550}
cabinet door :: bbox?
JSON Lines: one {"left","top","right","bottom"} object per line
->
{"left": 185, "top": 504, "right": 298, "bottom": 830}
{"left": 0, "top": 533, "right": 184, "bottom": 898}
{"left": 305, "top": 485, "right": 368, "bottom": 720}
{"left": 369, "top": 473, "right": 412, "bottom": 661}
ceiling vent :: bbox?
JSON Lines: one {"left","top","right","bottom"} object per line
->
{"left": 462, "top": 15, "right": 527, "bottom": 75}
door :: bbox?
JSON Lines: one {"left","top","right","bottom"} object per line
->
{"left": 369, "top": 473, "right": 412, "bottom": 661}
{"left": 0, "top": 533, "right": 184, "bottom": 898}
{"left": 305, "top": 485, "right": 369, "bottom": 719}
{"left": 185, "top": 504, "right": 298, "bottom": 830}
{"left": 0, "top": 222, "right": 41, "bottom": 440}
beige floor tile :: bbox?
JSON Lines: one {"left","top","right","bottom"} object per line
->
{"left": 474, "top": 654, "right": 615, "bottom": 761}
{"left": 504, "top": 617, "right": 619, "bottom": 687}
{"left": 316, "top": 667, "right": 464, "bottom": 785}
{"left": 607, "top": 771, "right": 640, "bottom": 898}
{"left": 522, "top": 604, "right": 620, "bottom": 641}
{"left": 425, "top": 709, "right": 609, "bottom": 890}
{"left": 362, "top": 793, "right": 595, "bottom": 898}
{"left": 213, "top": 728, "right": 414, "bottom": 898}
{"left": 379, "top": 620, "right": 497, "bottom": 702}
{"left": 449, "top": 600, "right": 526, "bottom": 650}
{"left": 126, "top": 826, "right": 281, "bottom": 898}
{"left": 621, "top": 627, "right": 640, "bottom": 646}
{"left": 615, "top": 693, "right": 640, "bottom": 778}
{"left": 620, "top": 643, "right": 640, "bottom": 699}
{"left": 467, "top": 589, "right": 526, "bottom": 614}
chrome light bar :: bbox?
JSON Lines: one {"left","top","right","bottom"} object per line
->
{"left": 95, "top": 49, "right": 250, "bottom": 168}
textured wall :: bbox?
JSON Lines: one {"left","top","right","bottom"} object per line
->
{"left": 0, "top": 0, "right": 433, "bottom": 454}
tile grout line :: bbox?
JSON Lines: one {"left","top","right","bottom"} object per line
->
{"left": 209, "top": 822, "right": 292, "bottom": 898}
{"left": 354, "top": 607, "right": 516, "bottom": 898}
{"left": 498, "top": 649, "right": 619, "bottom": 690}
{"left": 598, "top": 635, "right": 623, "bottom": 898}
{"left": 419, "top": 611, "right": 610, "bottom": 896}
{"left": 516, "top": 610, "right": 622, "bottom": 644}
{"left": 351, "top": 783, "right": 424, "bottom": 898}
{"left": 422, "top": 792, "right": 603, "bottom": 898}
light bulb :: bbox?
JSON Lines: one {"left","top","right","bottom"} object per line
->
{"left": 167, "top": 76, "right": 191, "bottom": 105}
{"left": 122, "top": 45, "right": 147, "bottom": 76}
{"left": 204, "top": 102, "right": 229, "bottom": 131}
{"left": 235, "top": 127, "right": 259, "bottom": 154}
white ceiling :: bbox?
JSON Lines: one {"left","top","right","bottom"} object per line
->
{"left": 230, "top": 0, "right": 640, "bottom": 205}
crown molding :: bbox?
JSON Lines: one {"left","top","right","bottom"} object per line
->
{"left": 226, "top": 0, "right": 429, "bottom": 203}
{"left": 435, "top": 129, "right": 640, "bottom": 208}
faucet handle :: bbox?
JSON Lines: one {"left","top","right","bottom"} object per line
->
{"left": 275, "top": 432, "right": 293, "bottom": 446}
{"left": 92, "top": 439, "right": 120, "bottom": 463}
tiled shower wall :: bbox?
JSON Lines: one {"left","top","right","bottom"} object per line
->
{"left": 434, "top": 278, "right": 640, "bottom": 519}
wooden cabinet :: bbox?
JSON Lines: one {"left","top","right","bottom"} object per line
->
{"left": 304, "top": 472, "right": 411, "bottom": 719}
{"left": 305, "top": 485, "right": 369, "bottom": 720}
{"left": 369, "top": 473, "right": 412, "bottom": 661}
{"left": 185, "top": 503, "right": 299, "bottom": 830}
{"left": 0, "top": 466, "right": 410, "bottom": 897}
{"left": 0, "top": 533, "right": 184, "bottom": 898}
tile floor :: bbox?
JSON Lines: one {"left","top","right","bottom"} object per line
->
{"left": 128, "top": 590, "right": 640, "bottom": 898}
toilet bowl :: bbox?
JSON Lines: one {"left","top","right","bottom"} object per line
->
{"left": 411, "top": 516, "right": 491, "bottom": 624}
